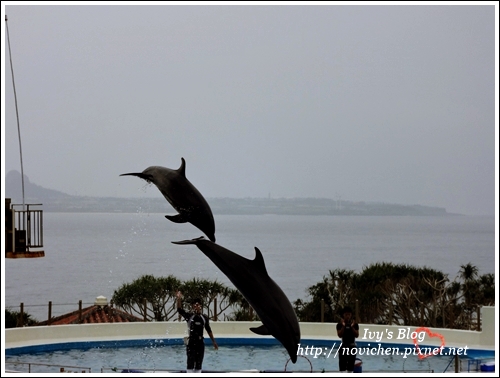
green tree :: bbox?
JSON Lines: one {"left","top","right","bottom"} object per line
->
{"left": 456, "top": 263, "right": 492, "bottom": 330}
{"left": 224, "top": 289, "right": 260, "bottom": 321}
{"left": 326, "top": 268, "right": 357, "bottom": 317}
{"left": 112, "top": 275, "right": 246, "bottom": 321}
{"left": 459, "top": 262, "right": 479, "bottom": 309}
{"left": 477, "top": 273, "right": 495, "bottom": 305}
{"left": 293, "top": 276, "right": 337, "bottom": 322}
{"left": 178, "top": 278, "right": 242, "bottom": 320}
{"left": 293, "top": 262, "right": 494, "bottom": 330}
{"left": 5, "top": 308, "right": 38, "bottom": 328}
{"left": 112, "top": 274, "right": 182, "bottom": 321}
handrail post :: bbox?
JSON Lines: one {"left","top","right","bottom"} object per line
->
{"left": 442, "top": 303, "right": 445, "bottom": 328}
{"left": 48, "top": 301, "right": 52, "bottom": 325}
{"left": 320, "top": 299, "right": 324, "bottom": 323}
{"left": 79, "top": 300, "right": 83, "bottom": 323}
{"left": 19, "top": 302, "right": 24, "bottom": 327}
{"left": 213, "top": 297, "right": 217, "bottom": 321}
{"left": 355, "top": 299, "right": 359, "bottom": 323}
{"left": 26, "top": 204, "right": 31, "bottom": 250}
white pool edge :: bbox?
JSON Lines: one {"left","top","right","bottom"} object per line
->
{"left": 5, "top": 306, "right": 496, "bottom": 353}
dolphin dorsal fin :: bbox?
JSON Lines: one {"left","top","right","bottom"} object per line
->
{"left": 178, "top": 157, "right": 186, "bottom": 177}
{"left": 253, "top": 247, "right": 269, "bottom": 276}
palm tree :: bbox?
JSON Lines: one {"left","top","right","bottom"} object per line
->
{"left": 457, "top": 263, "right": 481, "bottom": 329}
{"left": 179, "top": 278, "right": 241, "bottom": 320}
{"left": 459, "top": 263, "right": 479, "bottom": 309}
{"left": 112, "top": 274, "right": 182, "bottom": 321}
{"left": 459, "top": 263, "right": 478, "bottom": 282}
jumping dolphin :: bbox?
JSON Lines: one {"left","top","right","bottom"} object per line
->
{"left": 171, "top": 237, "right": 301, "bottom": 363}
{"left": 120, "top": 158, "right": 216, "bottom": 242}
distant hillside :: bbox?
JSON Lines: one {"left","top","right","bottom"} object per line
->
{"left": 6, "top": 170, "right": 72, "bottom": 203}
{"left": 5, "top": 170, "right": 454, "bottom": 216}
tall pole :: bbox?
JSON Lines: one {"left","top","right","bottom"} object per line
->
{"left": 6, "top": 15, "right": 26, "bottom": 208}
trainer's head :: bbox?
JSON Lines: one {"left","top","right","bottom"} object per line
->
{"left": 341, "top": 306, "right": 353, "bottom": 321}
{"left": 191, "top": 298, "right": 202, "bottom": 314}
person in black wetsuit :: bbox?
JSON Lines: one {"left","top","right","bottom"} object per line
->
{"left": 176, "top": 291, "right": 218, "bottom": 373}
{"left": 336, "top": 305, "right": 359, "bottom": 372}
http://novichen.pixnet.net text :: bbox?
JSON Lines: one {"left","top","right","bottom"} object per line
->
{"left": 297, "top": 343, "right": 469, "bottom": 359}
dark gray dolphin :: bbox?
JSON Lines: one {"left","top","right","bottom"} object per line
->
{"left": 120, "top": 158, "right": 216, "bottom": 242}
{"left": 171, "top": 237, "right": 301, "bottom": 363}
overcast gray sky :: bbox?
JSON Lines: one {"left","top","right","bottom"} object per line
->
{"left": 2, "top": 3, "right": 498, "bottom": 216}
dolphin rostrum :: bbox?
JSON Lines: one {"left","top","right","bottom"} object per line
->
{"left": 171, "top": 236, "right": 301, "bottom": 363}
{"left": 120, "top": 158, "right": 216, "bottom": 242}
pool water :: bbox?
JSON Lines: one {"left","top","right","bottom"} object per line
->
{"left": 5, "top": 342, "right": 479, "bottom": 373}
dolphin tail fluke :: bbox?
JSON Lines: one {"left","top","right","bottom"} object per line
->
{"left": 172, "top": 236, "right": 205, "bottom": 245}
{"left": 249, "top": 324, "right": 271, "bottom": 335}
{"left": 165, "top": 214, "right": 188, "bottom": 223}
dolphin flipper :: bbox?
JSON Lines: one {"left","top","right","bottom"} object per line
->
{"left": 165, "top": 214, "right": 188, "bottom": 223}
{"left": 172, "top": 237, "right": 205, "bottom": 245}
{"left": 250, "top": 324, "right": 271, "bottom": 335}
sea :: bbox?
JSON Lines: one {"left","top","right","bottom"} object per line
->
{"left": 3, "top": 212, "right": 496, "bottom": 323}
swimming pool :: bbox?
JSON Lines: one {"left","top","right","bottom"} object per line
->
{"left": 5, "top": 337, "right": 494, "bottom": 373}
{"left": 6, "top": 315, "right": 496, "bottom": 374}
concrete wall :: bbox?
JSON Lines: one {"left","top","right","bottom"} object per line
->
{"left": 6, "top": 306, "right": 495, "bottom": 352}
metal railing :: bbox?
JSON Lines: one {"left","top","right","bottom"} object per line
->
{"left": 10, "top": 203, "right": 44, "bottom": 251}
{"left": 9, "top": 299, "right": 248, "bottom": 326}
{"left": 5, "top": 361, "right": 91, "bottom": 373}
